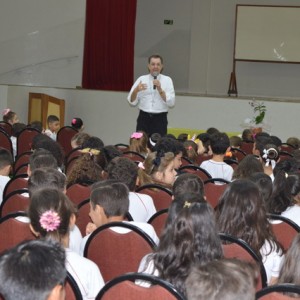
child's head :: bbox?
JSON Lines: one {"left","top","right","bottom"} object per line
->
{"left": 82, "top": 136, "right": 104, "bottom": 150}
{"left": 90, "top": 180, "right": 129, "bottom": 227}
{"left": 154, "top": 137, "right": 184, "bottom": 169}
{"left": 148, "top": 132, "right": 161, "bottom": 151}
{"left": 232, "top": 154, "right": 264, "bottom": 180}
{"left": 196, "top": 133, "right": 212, "bottom": 154}
{"left": 0, "top": 147, "right": 13, "bottom": 176}
{"left": 71, "top": 132, "right": 90, "bottom": 149}
{"left": 28, "top": 168, "right": 66, "bottom": 197}
{"left": 173, "top": 173, "right": 204, "bottom": 199}
{"left": 32, "top": 134, "right": 64, "bottom": 167}
{"left": 229, "top": 136, "right": 242, "bottom": 148}
{"left": 0, "top": 239, "right": 66, "bottom": 300}
{"left": 286, "top": 137, "right": 300, "bottom": 149}
{"left": 47, "top": 115, "right": 60, "bottom": 133}
{"left": 2, "top": 108, "right": 19, "bottom": 125}
{"left": 183, "top": 140, "right": 198, "bottom": 163}
{"left": 66, "top": 150, "right": 103, "bottom": 187}
{"left": 186, "top": 259, "right": 258, "bottom": 300}
{"left": 107, "top": 157, "right": 138, "bottom": 191}
{"left": 209, "top": 132, "right": 230, "bottom": 155}
{"left": 28, "top": 120, "right": 43, "bottom": 132}
{"left": 129, "top": 131, "right": 148, "bottom": 154}
{"left": 28, "top": 149, "right": 58, "bottom": 176}
{"left": 249, "top": 172, "right": 273, "bottom": 208}
{"left": 216, "top": 179, "right": 277, "bottom": 257}
{"left": 139, "top": 151, "right": 176, "bottom": 186}
{"left": 259, "top": 143, "right": 280, "bottom": 169}
{"left": 153, "top": 199, "right": 222, "bottom": 296}
{"left": 71, "top": 117, "right": 84, "bottom": 131}
{"left": 268, "top": 170, "right": 293, "bottom": 214}
{"left": 28, "top": 188, "right": 76, "bottom": 241}
{"left": 206, "top": 127, "right": 219, "bottom": 135}
{"left": 278, "top": 233, "right": 300, "bottom": 286}
{"left": 12, "top": 123, "right": 26, "bottom": 137}
{"left": 242, "top": 129, "right": 253, "bottom": 141}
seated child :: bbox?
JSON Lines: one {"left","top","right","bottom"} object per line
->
{"left": 200, "top": 132, "right": 233, "bottom": 181}
{"left": 129, "top": 131, "right": 149, "bottom": 157}
{"left": 138, "top": 151, "right": 176, "bottom": 188}
{"left": 0, "top": 148, "right": 13, "bottom": 205}
{"left": 80, "top": 180, "right": 159, "bottom": 255}
{"left": 0, "top": 239, "right": 66, "bottom": 300}
{"left": 71, "top": 132, "right": 90, "bottom": 149}
{"left": 229, "top": 135, "right": 242, "bottom": 149}
{"left": 2, "top": 108, "right": 19, "bottom": 125}
{"left": 44, "top": 115, "right": 60, "bottom": 141}
{"left": 28, "top": 188, "right": 104, "bottom": 299}
{"left": 107, "top": 157, "right": 156, "bottom": 222}
{"left": 11, "top": 122, "right": 26, "bottom": 159}
{"left": 71, "top": 117, "right": 84, "bottom": 131}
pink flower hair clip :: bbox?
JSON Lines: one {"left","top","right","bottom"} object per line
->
{"left": 2, "top": 108, "right": 11, "bottom": 116}
{"left": 39, "top": 210, "right": 61, "bottom": 232}
{"left": 131, "top": 132, "right": 143, "bottom": 139}
{"left": 71, "top": 118, "right": 77, "bottom": 125}
{"left": 138, "top": 161, "right": 145, "bottom": 170}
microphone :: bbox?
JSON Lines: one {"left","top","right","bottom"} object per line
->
{"left": 153, "top": 72, "right": 158, "bottom": 89}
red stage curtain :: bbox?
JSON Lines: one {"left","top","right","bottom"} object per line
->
{"left": 82, "top": 0, "right": 137, "bottom": 91}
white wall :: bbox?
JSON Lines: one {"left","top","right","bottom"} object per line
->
{"left": 1, "top": 0, "right": 300, "bottom": 99}
{"left": 5, "top": 84, "right": 300, "bottom": 143}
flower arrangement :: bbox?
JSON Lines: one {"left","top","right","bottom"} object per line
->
{"left": 249, "top": 100, "right": 266, "bottom": 125}
{"left": 241, "top": 100, "right": 269, "bottom": 132}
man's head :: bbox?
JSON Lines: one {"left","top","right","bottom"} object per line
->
{"left": 47, "top": 115, "right": 60, "bottom": 133}
{"left": 107, "top": 157, "right": 138, "bottom": 191}
{"left": 148, "top": 54, "right": 163, "bottom": 76}
{"left": 0, "top": 147, "right": 13, "bottom": 176}
{"left": 0, "top": 239, "right": 66, "bottom": 300}
{"left": 186, "top": 259, "right": 258, "bottom": 300}
{"left": 89, "top": 180, "right": 129, "bottom": 227}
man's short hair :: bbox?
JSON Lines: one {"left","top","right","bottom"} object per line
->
{"left": 148, "top": 54, "right": 163, "bottom": 64}
{"left": 210, "top": 132, "right": 230, "bottom": 155}
{"left": 47, "top": 115, "right": 59, "bottom": 123}
{"left": 28, "top": 167, "right": 66, "bottom": 196}
{"left": 29, "top": 149, "right": 58, "bottom": 172}
{"left": 91, "top": 180, "right": 129, "bottom": 217}
{"left": 0, "top": 239, "right": 66, "bottom": 300}
{"left": 0, "top": 147, "right": 13, "bottom": 169}
{"left": 186, "top": 259, "right": 258, "bottom": 300}
{"left": 107, "top": 157, "right": 138, "bottom": 191}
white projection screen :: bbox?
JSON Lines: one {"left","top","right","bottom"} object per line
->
{"left": 235, "top": 5, "right": 300, "bottom": 62}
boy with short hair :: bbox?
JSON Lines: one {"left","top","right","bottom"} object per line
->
{"left": 200, "top": 132, "right": 233, "bottom": 181}
{"left": 80, "top": 180, "right": 159, "bottom": 255}
{"left": 45, "top": 115, "right": 60, "bottom": 141}
{"left": 0, "top": 239, "right": 66, "bottom": 300}
{"left": 0, "top": 148, "right": 13, "bottom": 205}
{"left": 107, "top": 157, "right": 156, "bottom": 222}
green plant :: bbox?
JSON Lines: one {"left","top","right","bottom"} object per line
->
{"left": 249, "top": 100, "right": 266, "bottom": 125}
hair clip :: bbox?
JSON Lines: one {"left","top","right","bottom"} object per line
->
{"left": 131, "top": 132, "right": 143, "bottom": 139}
{"left": 2, "top": 108, "right": 11, "bottom": 116}
{"left": 285, "top": 172, "right": 288, "bottom": 178}
{"left": 71, "top": 118, "right": 77, "bottom": 125}
{"left": 184, "top": 201, "right": 191, "bottom": 208}
{"left": 39, "top": 210, "right": 61, "bottom": 232}
{"left": 81, "top": 148, "right": 100, "bottom": 156}
{"left": 138, "top": 161, "right": 145, "bottom": 170}
{"left": 187, "top": 146, "right": 193, "bottom": 151}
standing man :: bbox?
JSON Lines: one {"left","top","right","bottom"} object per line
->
{"left": 127, "top": 54, "right": 175, "bottom": 137}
